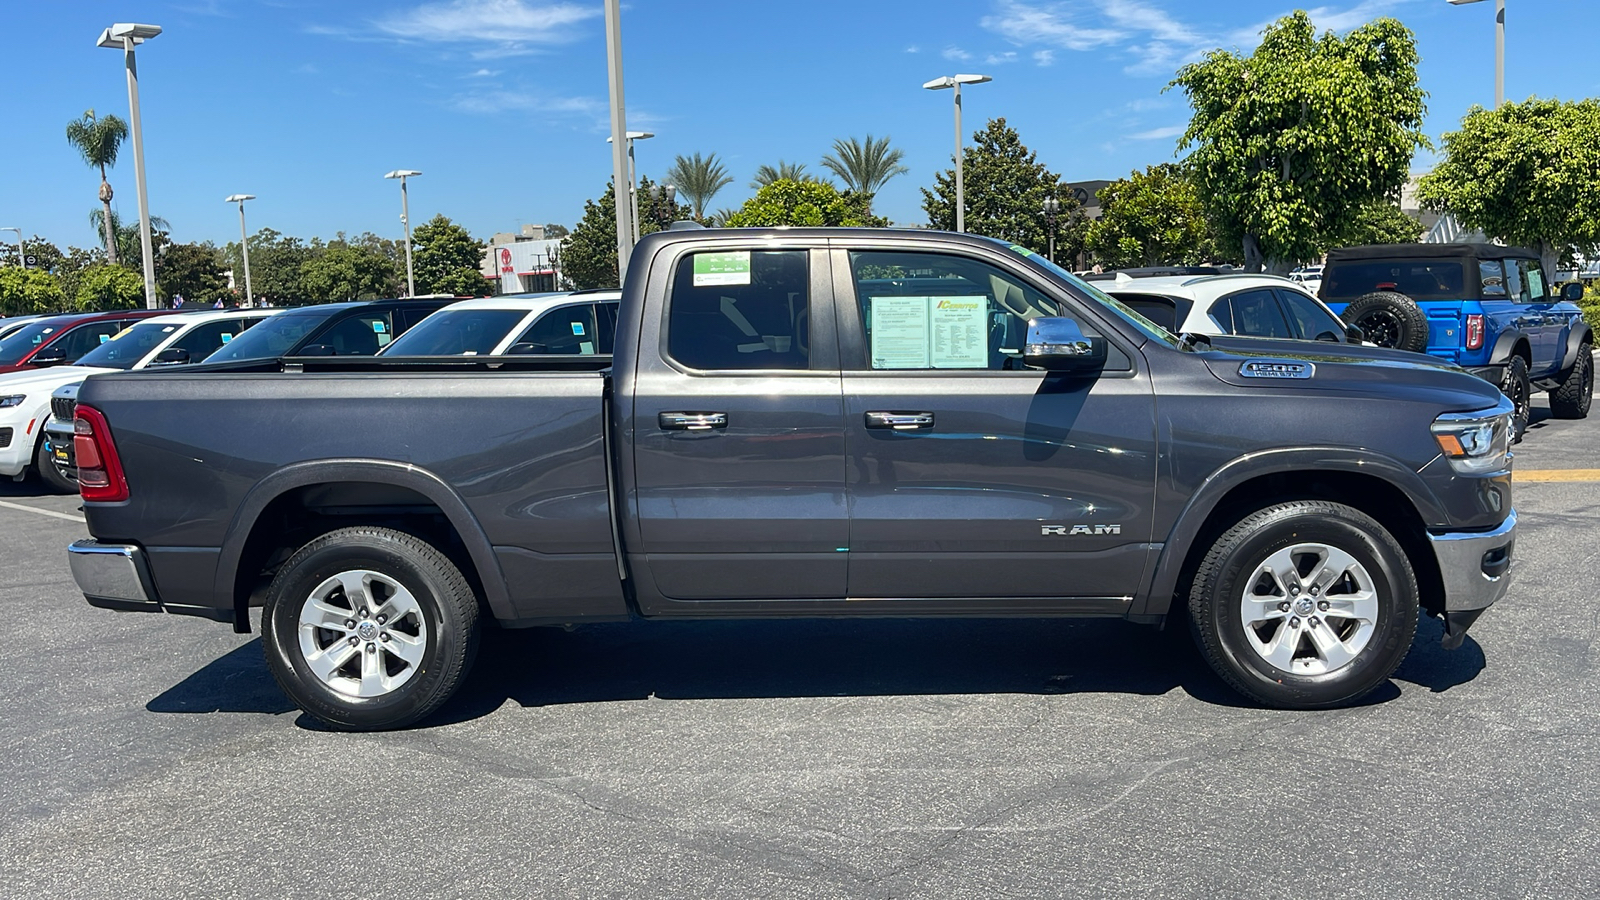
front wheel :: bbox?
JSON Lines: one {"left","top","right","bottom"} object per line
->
{"left": 34, "top": 435, "right": 77, "bottom": 495}
{"left": 1188, "top": 501, "right": 1418, "bottom": 709}
{"left": 262, "top": 527, "right": 480, "bottom": 731}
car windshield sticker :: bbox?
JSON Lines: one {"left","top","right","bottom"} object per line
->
{"left": 571, "top": 321, "right": 585, "bottom": 336}
{"left": 693, "top": 251, "right": 752, "bottom": 287}
{"left": 869, "top": 296, "right": 988, "bottom": 369}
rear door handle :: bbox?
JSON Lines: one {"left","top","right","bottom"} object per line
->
{"left": 659, "top": 412, "right": 727, "bottom": 431}
{"left": 865, "top": 411, "right": 935, "bottom": 430}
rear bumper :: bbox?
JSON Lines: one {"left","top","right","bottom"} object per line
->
{"left": 68, "top": 539, "right": 231, "bottom": 622}
{"left": 1427, "top": 509, "right": 1516, "bottom": 648}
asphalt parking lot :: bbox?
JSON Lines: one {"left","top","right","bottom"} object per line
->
{"left": 3, "top": 394, "right": 1598, "bottom": 899}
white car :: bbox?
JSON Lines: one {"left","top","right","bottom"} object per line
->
{"left": 1095, "top": 273, "right": 1361, "bottom": 344}
{"left": 380, "top": 291, "right": 623, "bottom": 357}
{"left": 5, "top": 308, "right": 275, "bottom": 492}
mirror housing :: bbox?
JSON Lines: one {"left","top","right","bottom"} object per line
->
{"left": 297, "top": 344, "right": 336, "bottom": 357}
{"left": 1023, "top": 317, "right": 1107, "bottom": 373}
{"left": 1561, "top": 282, "right": 1584, "bottom": 303}
{"left": 1345, "top": 323, "right": 1365, "bottom": 342}
{"left": 28, "top": 345, "right": 68, "bottom": 367}
{"left": 152, "top": 347, "right": 190, "bottom": 365}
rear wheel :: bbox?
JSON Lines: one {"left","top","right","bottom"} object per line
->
{"left": 1339, "top": 291, "right": 1428, "bottom": 353}
{"left": 1549, "top": 343, "right": 1593, "bottom": 419}
{"left": 34, "top": 435, "right": 77, "bottom": 495}
{"left": 262, "top": 527, "right": 479, "bottom": 731}
{"left": 1188, "top": 501, "right": 1418, "bottom": 709}
{"left": 1500, "top": 355, "right": 1531, "bottom": 442}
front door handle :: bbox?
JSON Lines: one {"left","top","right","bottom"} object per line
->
{"left": 865, "top": 411, "right": 935, "bottom": 430}
{"left": 659, "top": 411, "right": 728, "bottom": 431}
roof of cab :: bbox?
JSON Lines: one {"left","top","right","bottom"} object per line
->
{"left": 1328, "top": 242, "right": 1535, "bottom": 262}
{"left": 435, "top": 290, "right": 621, "bottom": 312}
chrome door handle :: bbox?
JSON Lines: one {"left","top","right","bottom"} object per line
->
{"left": 659, "top": 412, "right": 727, "bottom": 431}
{"left": 865, "top": 411, "right": 935, "bottom": 430}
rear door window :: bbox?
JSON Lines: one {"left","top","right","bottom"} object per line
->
{"left": 1225, "top": 290, "right": 1293, "bottom": 339}
{"left": 1503, "top": 259, "right": 1528, "bottom": 302}
{"left": 1277, "top": 290, "right": 1346, "bottom": 341}
{"left": 667, "top": 250, "right": 811, "bottom": 370}
{"left": 1479, "top": 260, "right": 1506, "bottom": 297}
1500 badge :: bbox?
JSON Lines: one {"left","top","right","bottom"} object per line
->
{"left": 1042, "top": 524, "right": 1122, "bottom": 535}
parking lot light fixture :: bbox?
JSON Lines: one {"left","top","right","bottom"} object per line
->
{"left": 384, "top": 170, "right": 422, "bottom": 297}
{"left": 607, "top": 131, "right": 655, "bottom": 244}
{"left": 97, "top": 22, "right": 162, "bottom": 309}
{"left": 1448, "top": 0, "right": 1504, "bottom": 108}
{"left": 1041, "top": 197, "right": 1060, "bottom": 263}
{"left": 225, "top": 195, "right": 255, "bottom": 307}
{"left": 923, "top": 74, "right": 992, "bottom": 233}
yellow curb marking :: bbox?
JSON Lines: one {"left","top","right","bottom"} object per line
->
{"left": 1515, "top": 469, "right": 1600, "bottom": 482}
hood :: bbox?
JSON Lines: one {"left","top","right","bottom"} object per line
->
{"left": 1194, "top": 335, "right": 1503, "bottom": 411}
{"left": 0, "top": 365, "right": 112, "bottom": 398}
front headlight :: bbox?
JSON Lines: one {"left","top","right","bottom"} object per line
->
{"left": 0, "top": 394, "right": 24, "bottom": 409}
{"left": 1432, "top": 404, "right": 1512, "bottom": 474}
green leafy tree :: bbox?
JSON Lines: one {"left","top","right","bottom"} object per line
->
{"left": 53, "top": 246, "right": 102, "bottom": 301}
{"left": 666, "top": 152, "right": 735, "bottom": 220}
{"left": 1171, "top": 12, "right": 1428, "bottom": 273}
{"left": 751, "top": 160, "right": 818, "bottom": 189}
{"left": 0, "top": 236, "right": 65, "bottom": 274}
{"left": 542, "top": 223, "right": 570, "bottom": 239}
{"left": 821, "top": 135, "right": 909, "bottom": 210}
{"left": 223, "top": 228, "right": 313, "bottom": 305}
{"left": 724, "top": 180, "right": 886, "bottom": 227}
{"left": 299, "top": 245, "right": 399, "bottom": 303}
{"left": 560, "top": 177, "right": 693, "bottom": 289}
{"left": 1085, "top": 164, "right": 1213, "bottom": 267}
{"left": 921, "top": 117, "right": 1066, "bottom": 251}
{"left": 1340, "top": 201, "right": 1423, "bottom": 247}
{"left": 158, "top": 242, "right": 230, "bottom": 306}
{"left": 65, "top": 110, "right": 129, "bottom": 264}
{"left": 0, "top": 268, "right": 67, "bottom": 316}
{"left": 411, "top": 214, "right": 490, "bottom": 296}
{"left": 1418, "top": 98, "right": 1600, "bottom": 275}
{"left": 74, "top": 264, "right": 144, "bottom": 311}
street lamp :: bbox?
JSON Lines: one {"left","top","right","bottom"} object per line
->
{"left": 602, "top": 0, "right": 636, "bottom": 283}
{"left": 1448, "top": 0, "right": 1504, "bottom": 108}
{"left": 225, "top": 195, "right": 255, "bottom": 307}
{"left": 384, "top": 170, "right": 422, "bottom": 297}
{"left": 923, "top": 73, "right": 992, "bottom": 233}
{"left": 0, "top": 228, "right": 22, "bottom": 269}
{"left": 606, "top": 130, "right": 655, "bottom": 244}
{"left": 97, "top": 22, "right": 162, "bottom": 308}
{"left": 651, "top": 183, "right": 678, "bottom": 230}
{"left": 1041, "top": 197, "right": 1060, "bottom": 264}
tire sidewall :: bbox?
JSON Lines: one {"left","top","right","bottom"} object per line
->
{"left": 263, "top": 534, "right": 466, "bottom": 729}
{"left": 1501, "top": 355, "right": 1531, "bottom": 439}
{"left": 34, "top": 436, "right": 77, "bottom": 494}
{"left": 1342, "top": 291, "right": 1426, "bottom": 352}
{"left": 1204, "top": 510, "right": 1415, "bottom": 706}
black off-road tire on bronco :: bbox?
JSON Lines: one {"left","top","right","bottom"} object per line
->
{"left": 1500, "top": 355, "right": 1532, "bottom": 442}
{"left": 1549, "top": 342, "right": 1593, "bottom": 420}
{"left": 1339, "top": 291, "right": 1429, "bottom": 353}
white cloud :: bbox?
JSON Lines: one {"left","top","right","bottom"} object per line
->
{"left": 905, "top": 45, "right": 921, "bottom": 54}
{"left": 376, "top": 0, "right": 598, "bottom": 44}
{"left": 1126, "top": 124, "right": 1186, "bottom": 140}
{"left": 454, "top": 90, "right": 603, "bottom": 117}
{"left": 942, "top": 46, "right": 973, "bottom": 61}
{"left": 467, "top": 68, "right": 497, "bottom": 77}
{"left": 1033, "top": 49, "right": 1055, "bottom": 66}
{"left": 986, "top": 51, "right": 1019, "bottom": 64}
{"left": 982, "top": 0, "right": 1125, "bottom": 50}
{"left": 1304, "top": 0, "right": 1407, "bottom": 33}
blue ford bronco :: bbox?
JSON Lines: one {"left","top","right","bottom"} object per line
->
{"left": 1320, "top": 243, "right": 1593, "bottom": 438}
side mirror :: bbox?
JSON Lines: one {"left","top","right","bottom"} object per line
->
{"left": 298, "top": 344, "right": 336, "bottom": 357}
{"left": 28, "top": 345, "right": 68, "bottom": 366}
{"left": 1023, "top": 317, "right": 1107, "bottom": 373}
{"left": 1345, "top": 324, "right": 1366, "bottom": 342}
{"left": 1561, "top": 282, "right": 1584, "bottom": 303}
{"left": 152, "top": 347, "right": 190, "bottom": 365}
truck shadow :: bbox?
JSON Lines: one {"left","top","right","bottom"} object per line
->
{"left": 146, "top": 614, "right": 1486, "bottom": 727}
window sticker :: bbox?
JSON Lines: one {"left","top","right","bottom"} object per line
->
{"left": 99, "top": 334, "right": 110, "bottom": 343}
{"left": 869, "top": 296, "right": 930, "bottom": 368}
{"left": 868, "top": 295, "right": 989, "bottom": 369}
{"left": 220, "top": 333, "right": 232, "bottom": 343}
{"left": 692, "top": 251, "right": 752, "bottom": 287}
{"left": 571, "top": 321, "right": 586, "bottom": 336}
{"left": 372, "top": 320, "right": 388, "bottom": 333}
{"left": 1007, "top": 243, "right": 1036, "bottom": 258}
{"left": 929, "top": 297, "right": 988, "bottom": 368}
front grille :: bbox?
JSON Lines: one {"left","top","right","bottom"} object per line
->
{"left": 0, "top": 427, "right": 10, "bottom": 448}
{"left": 51, "top": 396, "right": 75, "bottom": 423}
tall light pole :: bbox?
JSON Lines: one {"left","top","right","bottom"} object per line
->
{"left": 0, "top": 228, "right": 23, "bottom": 269}
{"left": 1041, "top": 197, "right": 1060, "bottom": 263}
{"left": 607, "top": 131, "right": 655, "bottom": 245}
{"left": 603, "top": 0, "right": 636, "bottom": 283}
{"left": 923, "top": 73, "right": 992, "bottom": 233}
{"left": 384, "top": 170, "right": 421, "bottom": 297}
{"left": 97, "top": 22, "right": 162, "bottom": 308}
{"left": 1448, "top": 0, "right": 1505, "bottom": 108}
{"left": 225, "top": 195, "right": 255, "bottom": 307}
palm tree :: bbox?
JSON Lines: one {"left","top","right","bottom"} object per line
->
{"left": 710, "top": 208, "right": 742, "bottom": 227}
{"left": 751, "top": 160, "right": 818, "bottom": 189}
{"left": 89, "top": 208, "right": 171, "bottom": 270}
{"left": 65, "top": 110, "right": 130, "bottom": 264}
{"left": 665, "top": 152, "right": 735, "bottom": 220}
{"left": 821, "top": 135, "right": 909, "bottom": 202}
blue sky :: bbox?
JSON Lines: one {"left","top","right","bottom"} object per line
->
{"left": 3, "top": 0, "right": 1597, "bottom": 252}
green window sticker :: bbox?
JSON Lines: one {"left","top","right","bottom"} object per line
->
{"left": 693, "top": 251, "right": 752, "bottom": 287}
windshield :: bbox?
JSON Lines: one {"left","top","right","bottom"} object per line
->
{"left": 74, "top": 320, "right": 180, "bottom": 370}
{"left": 995, "top": 241, "right": 1181, "bottom": 348}
{"left": 0, "top": 320, "right": 68, "bottom": 366}
{"left": 204, "top": 311, "right": 327, "bottom": 361}
{"left": 382, "top": 308, "right": 529, "bottom": 356}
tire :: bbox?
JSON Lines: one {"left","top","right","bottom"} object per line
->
{"left": 33, "top": 434, "right": 77, "bottom": 495}
{"left": 261, "top": 526, "right": 480, "bottom": 731}
{"left": 1549, "top": 343, "right": 1593, "bottom": 420}
{"left": 1339, "top": 291, "right": 1428, "bottom": 352}
{"left": 1188, "top": 501, "right": 1418, "bottom": 710}
{"left": 1499, "top": 355, "right": 1531, "bottom": 443}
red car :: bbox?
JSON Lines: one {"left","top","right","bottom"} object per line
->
{"left": 0, "top": 309, "right": 195, "bottom": 374}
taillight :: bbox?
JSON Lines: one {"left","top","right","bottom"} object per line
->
{"left": 1465, "top": 314, "right": 1485, "bottom": 350}
{"left": 73, "top": 405, "right": 128, "bottom": 502}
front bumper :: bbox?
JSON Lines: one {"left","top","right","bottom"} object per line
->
{"left": 67, "top": 539, "right": 230, "bottom": 622}
{"left": 1427, "top": 509, "right": 1516, "bottom": 649}
{"left": 42, "top": 416, "right": 76, "bottom": 482}
{"left": 0, "top": 412, "right": 32, "bottom": 477}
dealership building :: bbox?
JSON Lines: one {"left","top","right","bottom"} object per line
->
{"left": 480, "top": 225, "right": 564, "bottom": 293}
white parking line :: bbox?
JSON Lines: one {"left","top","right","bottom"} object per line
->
{"left": 0, "top": 500, "right": 86, "bottom": 524}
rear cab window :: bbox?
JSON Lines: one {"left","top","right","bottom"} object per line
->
{"left": 1322, "top": 261, "right": 1467, "bottom": 300}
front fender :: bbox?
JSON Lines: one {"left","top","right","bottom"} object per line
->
{"left": 1136, "top": 447, "right": 1445, "bottom": 618}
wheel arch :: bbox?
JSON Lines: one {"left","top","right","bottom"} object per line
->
{"left": 214, "top": 459, "right": 510, "bottom": 632}
{"left": 1560, "top": 323, "right": 1595, "bottom": 371}
{"left": 1488, "top": 329, "right": 1532, "bottom": 366}
{"left": 1138, "top": 450, "right": 1445, "bottom": 621}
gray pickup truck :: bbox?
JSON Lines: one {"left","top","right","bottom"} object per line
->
{"left": 67, "top": 228, "right": 1517, "bottom": 730}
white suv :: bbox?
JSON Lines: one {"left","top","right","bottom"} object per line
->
{"left": 1094, "top": 272, "right": 1360, "bottom": 343}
